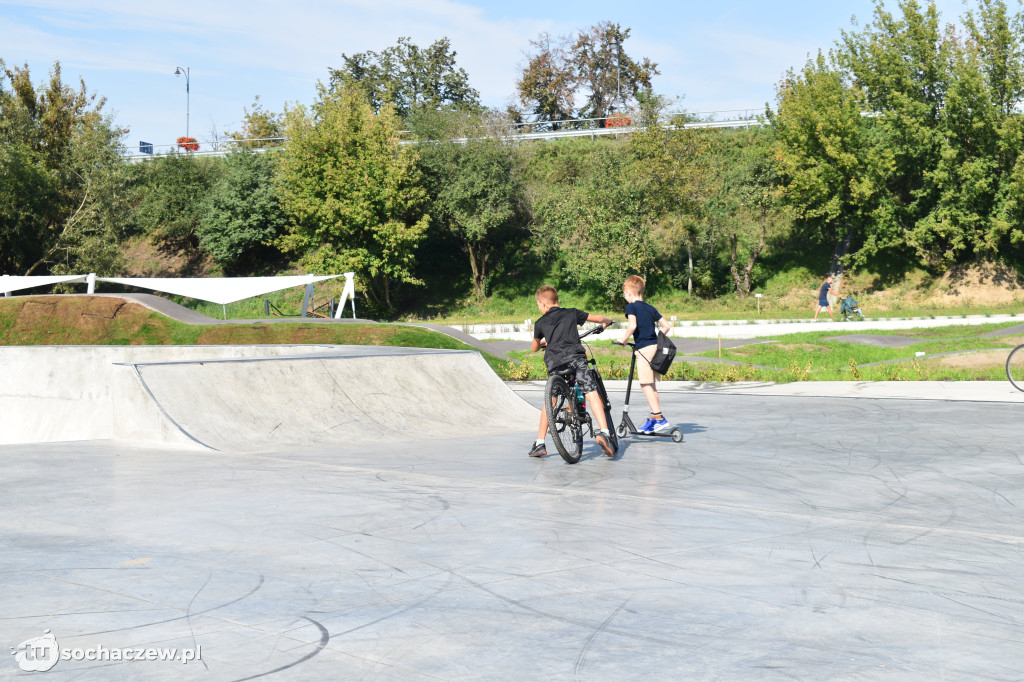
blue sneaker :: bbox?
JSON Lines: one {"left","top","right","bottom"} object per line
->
{"left": 651, "top": 417, "right": 670, "bottom": 433}
{"left": 639, "top": 417, "right": 656, "bottom": 434}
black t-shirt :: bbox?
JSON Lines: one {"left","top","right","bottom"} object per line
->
{"left": 534, "top": 306, "right": 590, "bottom": 372}
{"left": 625, "top": 300, "right": 662, "bottom": 350}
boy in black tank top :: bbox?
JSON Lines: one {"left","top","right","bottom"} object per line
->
{"left": 529, "top": 285, "right": 615, "bottom": 458}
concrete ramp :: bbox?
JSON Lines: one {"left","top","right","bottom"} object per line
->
{"left": 132, "top": 351, "right": 537, "bottom": 451}
{"left": 0, "top": 346, "right": 538, "bottom": 450}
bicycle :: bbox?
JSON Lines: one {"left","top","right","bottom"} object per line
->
{"left": 543, "top": 326, "right": 618, "bottom": 464}
{"left": 1007, "top": 343, "right": 1024, "bottom": 392}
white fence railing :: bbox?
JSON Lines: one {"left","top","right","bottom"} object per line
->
{"left": 125, "top": 111, "right": 764, "bottom": 161}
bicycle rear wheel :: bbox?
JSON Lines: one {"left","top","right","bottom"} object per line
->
{"left": 1007, "top": 344, "right": 1024, "bottom": 393}
{"left": 545, "top": 376, "right": 584, "bottom": 464}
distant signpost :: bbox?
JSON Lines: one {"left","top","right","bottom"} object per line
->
{"left": 139, "top": 141, "right": 154, "bottom": 155}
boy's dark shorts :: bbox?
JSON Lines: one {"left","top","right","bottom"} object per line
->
{"left": 548, "top": 358, "right": 598, "bottom": 393}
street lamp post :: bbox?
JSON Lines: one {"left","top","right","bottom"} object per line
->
{"left": 174, "top": 66, "right": 190, "bottom": 139}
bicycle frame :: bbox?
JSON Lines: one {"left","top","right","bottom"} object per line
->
{"left": 556, "top": 326, "right": 605, "bottom": 437}
{"left": 544, "top": 326, "right": 618, "bottom": 461}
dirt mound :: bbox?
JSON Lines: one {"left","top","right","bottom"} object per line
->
{"left": 925, "top": 263, "right": 1023, "bottom": 306}
{"left": 833, "top": 262, "right": 1024, "bottom": 313}
{"left": 120, "top": 235, "right": 215, "bottom": 277}
{"left": 928, "top": 350, "right": 1009, "bottom": 371}
{"left": 1, "top": 296, "right": 159, "bottom": 344}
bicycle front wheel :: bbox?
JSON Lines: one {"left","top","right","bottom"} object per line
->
{"left": 1007, "top": 344, "right": 1024, "bottom": 393}
{"left": 545, "top": 376, "right": 584, "bottom": 464}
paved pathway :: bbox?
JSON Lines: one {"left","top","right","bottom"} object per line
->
{"left": 466, "top": 313, "right": 1024, "bottom": 341}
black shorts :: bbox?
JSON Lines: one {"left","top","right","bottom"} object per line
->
{"left": 549, "top": 357, "right": 598, "bottom": 393}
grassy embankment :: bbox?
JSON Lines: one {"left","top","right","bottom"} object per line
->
{"left": 5, "top": 295, "right": 1021, "bottom": 383}
{"left": 0, "top": 296, "right": 508, "bottom": 374}
{"left": 504, "top": 322, "right": 1024, "bottom": 382}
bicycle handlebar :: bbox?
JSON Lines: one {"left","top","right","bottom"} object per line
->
{"left": 578, "top": 326, "right": 606, "bottom": 339}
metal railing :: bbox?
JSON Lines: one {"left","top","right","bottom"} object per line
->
{"left": 123, "top": 110, "right": 764, "bottom": 161}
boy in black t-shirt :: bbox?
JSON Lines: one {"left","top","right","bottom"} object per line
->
{"left": 529, "top": 285, "right": 615, "bottom": 458}
{"left": 618, "top": 275, "right": 673, "bottom": 433}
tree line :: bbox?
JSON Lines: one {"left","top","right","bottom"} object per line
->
{"left": 3, "top": 2, "right": 1024, "bottom": 318}
{"left": 772, "top": 0, "right": 1024, "bottom": 274}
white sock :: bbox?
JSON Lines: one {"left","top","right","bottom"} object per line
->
{"left": 600, "top": 429, "right": 610, "bottom": 436}
{"left": 535, "top": 439, "right": 545, "bottom": 446}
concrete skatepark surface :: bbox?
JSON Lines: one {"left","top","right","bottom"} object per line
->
{"left": 2, "top": 345, "right": 1024, "bottom": 679}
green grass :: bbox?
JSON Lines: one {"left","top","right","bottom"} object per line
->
{"left": 5, "top": 295, "right": 1019, "bottom": 384}
{"left": 404, "top": 291, "right": 1024, "bottom": 325}
{"left": 0, "top": 297, "right": 508, "bottom": 375}
{"left": 502, "top": 324, "right": 1021, "bottom": 383}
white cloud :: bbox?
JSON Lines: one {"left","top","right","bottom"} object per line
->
{"left": 0, "top": 0, "right": 793, "bottom": 140}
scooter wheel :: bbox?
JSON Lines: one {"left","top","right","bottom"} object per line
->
{"left": 616, "top": 424, "right": 628, "bottom": 438}
{"left": 671, "top": 429, "right": 683, "bottom": 443}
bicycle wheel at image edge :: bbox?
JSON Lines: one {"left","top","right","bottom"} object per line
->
{"left": 544, "top": 376, "right": 584, "bottom": 464}
{"left": 1007, "top": 345, "right": 1024, "bottom": 393}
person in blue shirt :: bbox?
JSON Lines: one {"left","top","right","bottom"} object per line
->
{"left": 617, "top": 275, "right": 673, "bottom": 433}
{"left": 814, "top": 275, "right": 841, "bottom": 321}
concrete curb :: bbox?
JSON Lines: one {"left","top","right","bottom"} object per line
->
{"left": 507, "top": 379, "right": 1024, "bottom": 403}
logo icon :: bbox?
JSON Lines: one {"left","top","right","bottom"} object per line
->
{"left": 11, "top": 630, "right": 59, "bottom": 672}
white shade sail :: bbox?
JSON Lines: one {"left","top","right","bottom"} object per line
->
{"left": 96, "top": 275, "right": 342, "bottom": 305}
{"left": 1, "top": 274, "right": 89, "bottom": 294}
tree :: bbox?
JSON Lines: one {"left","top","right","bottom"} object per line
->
{"left": 716, "top": 128, "right": 790, "bottom": 296}
{"left": 835, "top": 0, "right": 948, "bottom": 266}
{"left": 329, "top": 37, "right": 481, "bottom": 120}
{"left": 571, "top": 22, "right": 659, "bottom": 126}
{"left": 516, "top": 33, "right": 575, "bottom": 130}
{"left": 914, "top": 26, "right": 1005, "bottom": 266}
{"left": 0, "top": 60, "right": 128, "bottom": 276}
{"left": 963, "top": 0, "right": 1024, "bottom": 116}
{"left": 530, "top": 140, "right": 653, "bottom": 300}
{"left": 516, "top": 22, "right": 659, "bottom": 128}
{"left": 418, "top": 137, "right": 523, "bottom": 297}
{"left": 628, "top": 125, "right": 718, "bottom": 295}
{"left": 133, "top": 153, "right": 225, "bottom": 250}
{"left": 278, "top": 83, "right": 429, "bottom": 314}
{"left": 198, "top": 150, "right": 286, "bottom": 274}
{"left": 228, "top": 95, "right": 285, "bottom": 148}
{"left": 769, "top": 52, "right": 884, "bottom": 269}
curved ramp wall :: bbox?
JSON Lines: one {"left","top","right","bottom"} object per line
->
{"left": 0, "top": 346, "right": 536, "bottom": 450}
{"left": 131, "top": 351, "right": 537, "bottom": 452}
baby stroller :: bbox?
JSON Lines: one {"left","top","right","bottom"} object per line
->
{"left": 840, "top": 296, "right": 864, "bottom": 321}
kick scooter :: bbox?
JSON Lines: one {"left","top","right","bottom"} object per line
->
{"left": 612, "top": 340, "right": 684, "bottom": 443}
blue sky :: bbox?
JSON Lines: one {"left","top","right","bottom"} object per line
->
{"left": 1, "top": 0, "right": 968, "bottom": 150}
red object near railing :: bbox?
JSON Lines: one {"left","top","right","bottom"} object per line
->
{"left": 177, "top": 136, "right": 199, "bottom": 151}
{"left": 606, "top": 114, "right": 631, "bottom": 128}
